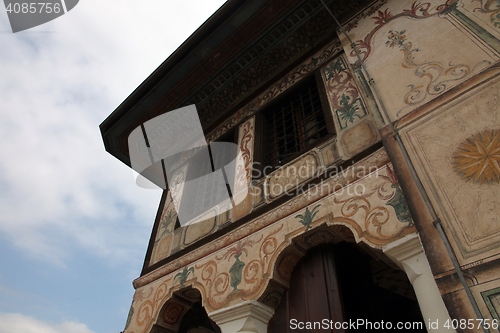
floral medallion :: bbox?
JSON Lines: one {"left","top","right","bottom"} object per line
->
{"left": 452, "top": 129, "right": 500, "bottom": 185}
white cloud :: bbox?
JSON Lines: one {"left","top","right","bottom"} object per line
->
{"left": 0, "top": 0, "right": 227, "bottom": 265}
{"left": 0, "top": 313, "right": 95, "bottom": 333}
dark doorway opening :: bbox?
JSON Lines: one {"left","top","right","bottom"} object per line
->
{"left": 177, "top": 300, "right": 221, "bottom": 333}
{"left": 268, "top": 242, "right": 425, "bottom": 332}
{"left": 151, "top": 288, "right": 221, "bottom": 333}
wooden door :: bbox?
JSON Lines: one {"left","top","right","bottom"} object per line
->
{"left": 268, "top": 244, "right": 345, "bottom": 333}
{"left": 267, "top": 242, "right": 425, "bottom": 333}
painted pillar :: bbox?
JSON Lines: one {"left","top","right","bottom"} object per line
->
{"left": 232, "top": 116, "right": 255, "bottom": 221}
{"left": 383, "top": 234, "right": 456, "bottom": 333}
{"left": 208, "top": 300, "right": 274, "bottom": 333}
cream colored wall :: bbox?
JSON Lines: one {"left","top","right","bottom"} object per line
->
{"left": 146, "top": 42, "right": 344, "bottom": 267}
{"left": 124, "top": 150, "right": 417, "bottom": 333}
{"left": 340, "top": 0, "right": 499, "bottom": 122}
{"left": 400, "top": 76, "right": 500, "bottom": 265}
{"left": 137, "top": 1, "right": 500, "bottom": 330}
{"left": 147, "top": 46, "right": 388, "bottom": 267}
{"left": 400, "top": 72, "right": 500, "bottom": 324}
{"left": 337, "top": 0, "right": 500, "bottom": 325}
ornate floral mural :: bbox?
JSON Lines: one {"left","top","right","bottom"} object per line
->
{"left": 125, "top": 157, "right": 416, "bottom": 333}
{"left": 339, "top": 0, "right": 498, "bottom": 120}
{"left": 322, "top": 55, "right": 368, "bottom": 130}
{"left": 385, "top": 28, "right": 490, "bottom": 117}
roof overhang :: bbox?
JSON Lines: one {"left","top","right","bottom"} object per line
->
{"left": 99, "top": 0, "right": 373, "bottom": 168}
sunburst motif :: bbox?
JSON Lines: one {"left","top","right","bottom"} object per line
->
{"left": 451, "top": 129, "right": 500, "bottom": 185}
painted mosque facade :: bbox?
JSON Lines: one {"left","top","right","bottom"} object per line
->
{"left": 100, "top": 0, "right": 500, "bottom": 332}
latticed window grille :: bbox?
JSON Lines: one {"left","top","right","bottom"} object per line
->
{"left": 262, "top": 76, "right": 329, "bottom": 168}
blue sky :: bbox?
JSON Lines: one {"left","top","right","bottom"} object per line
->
{"left": 0, "top": 1, "right": 227, "bottom": 332}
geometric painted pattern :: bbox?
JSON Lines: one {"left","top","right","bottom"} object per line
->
{"left": 452, "top": 129, "right": 500, "bottom": 185}
{"left": 481, "top": 287, "right": 500, "bottom": 320}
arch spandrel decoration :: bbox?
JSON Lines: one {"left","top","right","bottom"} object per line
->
{"left": 140, "top": 287, "right": 221, "bottom": 333}
{"left": 124, "top": 159, "right": 416, "bottom": 333}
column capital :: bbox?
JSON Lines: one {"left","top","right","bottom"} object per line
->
{"left": 383, "top": 233, "right": 426, "bottom": 283}
{"left": 383, "top": 234, "right": 422, "bottom": 263}
{"left": 383, "top": 233, "right": 456, "bottom": 332}
{"left": 208, "top": 300, "right": 274, "bottom": 333}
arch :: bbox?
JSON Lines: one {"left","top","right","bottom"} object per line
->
{"left": 260, "top": 227, "right": 425, "bottom": 332}
{"left": 258, "top": 223, "right": 399, "bottom": 308}
{"left": 151, "top": 287, "right": 221, "bottom": 333}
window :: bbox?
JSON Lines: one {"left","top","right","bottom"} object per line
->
{"left": 260, "top": 75, "right": 332, "bottom": 169}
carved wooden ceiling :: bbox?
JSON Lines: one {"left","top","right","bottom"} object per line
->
{"left": 100, "top": 0, "right": 374, "bottom": 167}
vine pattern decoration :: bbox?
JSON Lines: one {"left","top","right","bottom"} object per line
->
{"left": 350, "top": 1, "right": 459, "bottom": 64}
{"left": 235, "top": 118, "right": 254, "bottom": 193}
{"left": 344, "top": 0, "right": 389, "bottom": 32}
{"left": 378, "top": 165, "right": 413, "bottom": 224}
{"left": 333, "top": 169, "right": 412, "bottom": 238}
{"left": 334, "top": 195, "right": 392, "bottom": 240}
{"left": 169, "top": 165, "right": 188, "bottom": 211}
{"left": 195, "top": 225, "right": 283, "bottom": 311}
{"left": 150, "top": 196, "right": 178, "bottom": 266}
{"left": 130, "top": 277, "right": 173, "bottom": 333}
{"left": 473, "top": 0, "right": 500, "bottom": 28}
{"left": 124, "top": 305, "right": 134, "bottom": 330}
{"left": 385, "top": 29, "right": 491, "bottom": 116}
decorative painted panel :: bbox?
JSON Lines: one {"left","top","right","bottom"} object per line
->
{"left": 124, "top": 157, "right": 416, "bottom": 333}
{"left": 251, "top": 180, "right": 266, "bottom": 208}
{"left": 321, "top": 55, "right": 379, "bottom": 158}
{"left": 400, "top": 74, "right": 500, "bottom": 265}
{"left": 266, "top": 153, "right": 319, "bottom": 199}
{"left": 321, "top": 55, "right": 368, "bottom": 130}
{"left": 150, "top": 192, "right": 177, "bottom": 266}
{"left": 457, "top": 0, "right": 500, "bottom": 41}
{"left": 319, "top": 137, "right": 340, "bottom": 166}
{"left": 170, "top": 163, "right": 188, "bottom": 214}
{"left": 340, "top": 0, "right": 499, "bottom": 120}
{"left": 136, "top": 148, "right": 391, "bottom": 289}
{"left": 183, "top": 215, "right": 217, "bottom": 247}
{"left": 340, "top": 120, "right": 379, "bottom": 157}
{"left": 482, "top": 287, "right": 500, "bottom": 320}
{"left": 232, "top": 117, "right": 255, "bottom": 221}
